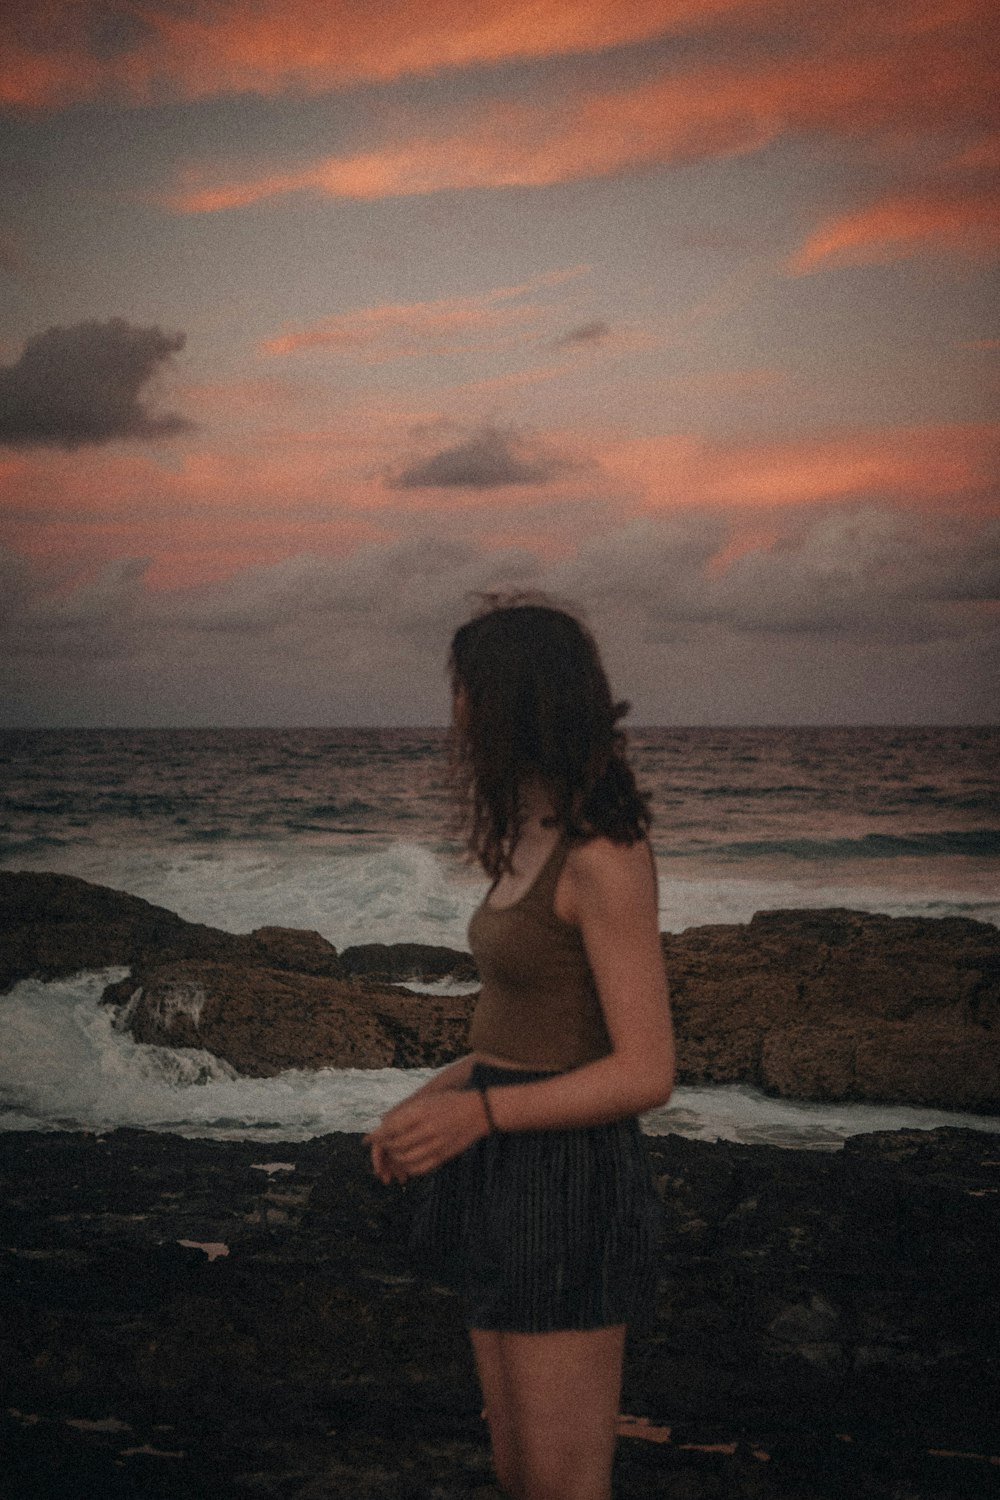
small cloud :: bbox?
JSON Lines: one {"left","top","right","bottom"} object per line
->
{"left": 261, "top": 267, "right": 588, "bottom": 362}
{"left": 554, "top": 319, "right": 611, "bottom": 347}
{"left": 0, "top": 319, "right": 195, "bottom": 449}
{"left": 390, "top": 425, "right": 575, "bottom": 489}
{"left": 789, "top": 188, "right": 1000, "bottom": 274}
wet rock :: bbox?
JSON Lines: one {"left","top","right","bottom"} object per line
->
{"left": 246, "top": 925, "right": 340, "bottom": 975}
{"left": 339, "top": 941, "right": 478, "bottom": 984}
{"left": 766, "top": 1292, "right": 842, "bottom": 1345}
{"left": 103, "top": 961, "right": 476, "bottom": 1074}
{"left": 0, "top": 869, "right": 246, "bottom": 991}
{"left": 663, "top": 907, "right": 1000, "bottom": 1111}
{"left": 0, "top": 872, "right": 472, "bottom": 994}
{"left": 4, "top": 872, "right": 999, "bottom": 1109}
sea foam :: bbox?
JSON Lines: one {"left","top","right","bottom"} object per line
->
{"left": 2, "top": 972, "right": 998, "bottom": 1150}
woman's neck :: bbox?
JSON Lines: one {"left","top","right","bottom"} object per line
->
{"left": 517, "top": 777, "right": 557, "bottom": 832}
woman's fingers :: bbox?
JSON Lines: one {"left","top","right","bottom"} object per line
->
{"left": 369, "top": 1141, "right": 391, "bottom": 1184}
{"left": 369, "top": 1138, "right": 411, "bottom": 1184}
{"left": 369, "top": 1114, "right": 434, "bottom": 1176}
{"left": 366, "top": 1092, "right": 482, "bottom": 1177}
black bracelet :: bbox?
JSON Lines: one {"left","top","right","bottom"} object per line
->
{"left": 478, "top": 1085, "right": 498, "bottom": 1135}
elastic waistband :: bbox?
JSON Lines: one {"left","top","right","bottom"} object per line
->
{"left": 468, "top": 1061, "right": 567, "bottom": 1089}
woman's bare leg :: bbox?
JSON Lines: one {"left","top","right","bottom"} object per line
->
{"left": 470, "top": 1324, "right": 625, "bottom": 1500}
{"left": 469, "top": 1327, "right": 524, "bottom": 1497}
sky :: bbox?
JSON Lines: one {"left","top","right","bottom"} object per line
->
{"left": 0, "top": 0, "right": 997, "bottom": 727}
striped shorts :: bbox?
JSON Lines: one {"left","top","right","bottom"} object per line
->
{"left": 407, "top": 1063, "right": 662, "bottom": 1332}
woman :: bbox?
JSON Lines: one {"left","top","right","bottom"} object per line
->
{"left": 365, "top": 598, "right": 674, "bottom": 1500}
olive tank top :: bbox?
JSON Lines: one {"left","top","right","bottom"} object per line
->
{"left": 467, "top": 836, "right": 612, "bottom": 1070}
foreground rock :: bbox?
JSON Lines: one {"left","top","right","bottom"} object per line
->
{"left": 3, "top": 871, "right": 999, "bottom": 1110}
{"left": 1, "top": 1125, "right": 997, "bottom": 1499}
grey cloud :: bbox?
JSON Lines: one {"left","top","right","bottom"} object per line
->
{"left": 715, "top": 512, "right": 1000, "bottom": 638}
{"left": 553, "top": 514, "right": 727, "bottom": 639}
{"left": 553, "top": 320, "right": 611, "bottom": 347}
{"left": 0, "top": 549, "right": 34, "bottom": 628}
{"left": 0, "top": 319, "right": 195, "bottom": 449}
{"left": 3, "top": 509, "right": 996, "bottom": 724}
{"left": 3, "top": 555, "right": 153, "bottom": 661}
{"left": 390, "top": 425, "right": 575, "bottom": 490}
{"left": 0, "top": 229, "right": 34, "bottom": 288}
{"left": 88, "top": 7, "right": 157, "bottom": 61}
{"left": 7, "top": 511, "right": 996, "bottom": 671}
{"left": 556, "top": 509, "right": 1000, "bottom": 644}
{"left": 157, "top": 538, "right": 541, "bottom": 644}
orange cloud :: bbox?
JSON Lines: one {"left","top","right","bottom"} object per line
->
{"left": 14, "top": 517, "right": 387, "bottom": 591}
{"left": 0, "top": 437, "right": 396, "bottom": 589}
{"left": 0, "top": 0, "right": 766, "bottom": 110}
{"left": 602, "top": 422, "right": 1000, "bottom": 513}
{"left": 164, "top": 21, "right": 997, "bottom": 213}
{"left": 4, "top": 408, "right": 997, "bottom": 594}
{"left": 950, "top": 133, "right": 1000, "bottom": 171}
{"left": 792, "top": 188, "right": 1000, "bottom": 272}
{"left": 0, "top": 1, "right": 106, "bottom": 109}
{"left": 262, "top": 266, "right": 589, "bottom": 360}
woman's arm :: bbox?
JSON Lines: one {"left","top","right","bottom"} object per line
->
{"left": 364, "top": 838, "right": 673, "bottom": 1177}
{"left": 366, "top": 1051, "right": 480, "bottom": 1183}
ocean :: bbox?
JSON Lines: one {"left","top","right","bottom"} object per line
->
{"left": 2, "top": 725, "right": 998, "bottom": 1150}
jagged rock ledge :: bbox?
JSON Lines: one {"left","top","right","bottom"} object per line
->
{"left": 2, "top": 869, "right": 998, "bottom": 1109}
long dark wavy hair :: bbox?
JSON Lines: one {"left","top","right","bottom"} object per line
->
{"left": 448, "top": 595, "right": 651, "bottom": 876}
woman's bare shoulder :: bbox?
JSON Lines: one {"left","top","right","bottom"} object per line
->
{"left": 561, "top": 835, "right": 655, "bottom": 910}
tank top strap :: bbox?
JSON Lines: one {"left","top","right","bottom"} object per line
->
{"left": 522, "top": 832, "right": 570, "bottom": 915}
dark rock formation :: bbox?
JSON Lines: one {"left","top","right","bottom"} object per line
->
{"left": 102, "top": 961, "right": 475, "bottom": 1074}
{"left": 100, "top": 903, "right": 1000, "bottom": 1111}
{"left": 1, "top": 868, "right": 474, "bottom": 997}
{"left": 1, "top": 1124, "right": 997, "bottom": 1499}
{"left": 244, "top": 925, "right": 341, "bottom": 976}
{"left": 663, "top": 907, "right": 1000, "bottom": 1112}
{"left": 0, "top": 869, "right": 247, "bottom": 992}
{"left": 4, "top": 871, "right": 999, "bottom": 1110}
{"left": 339, "top": 941, "right": 478, "bottom": 984}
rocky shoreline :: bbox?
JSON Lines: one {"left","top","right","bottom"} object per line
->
{"left": 2, "top": 869, "right": 999, "bottom": 1110}
{"left": 1, "top": 1124, "right": 998, "bottom": 1499}
{"left": 2, "top": 869, "right": 999, "bottom": 1495}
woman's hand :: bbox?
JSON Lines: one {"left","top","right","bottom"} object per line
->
{"left": 364, "top": 1088, "right": 490, "bottom": 1181}
{"left": 368, "top": 1139, "right": 409, "bottom": 1187}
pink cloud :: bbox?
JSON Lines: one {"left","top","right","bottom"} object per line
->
{"left": 3, "top": 410, "right": 996, "bottom": 593}
{"left": 261, "top": 267, "right": 589, "bottom": 361}
{"left": 161, "top": 8, "right": 997, "bottom": 213}
{"left": 792, "top": 188, "right": 1000, "bottom": 272}
{"left": 596, "top": 422, "right": 1000, "bottom": 513}
{"left": 0, "top": 0, "right": 768, "bottom": 110}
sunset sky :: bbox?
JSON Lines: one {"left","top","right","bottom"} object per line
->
{"left": 1, "top": 0, "right": 997, "bottom": 726}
